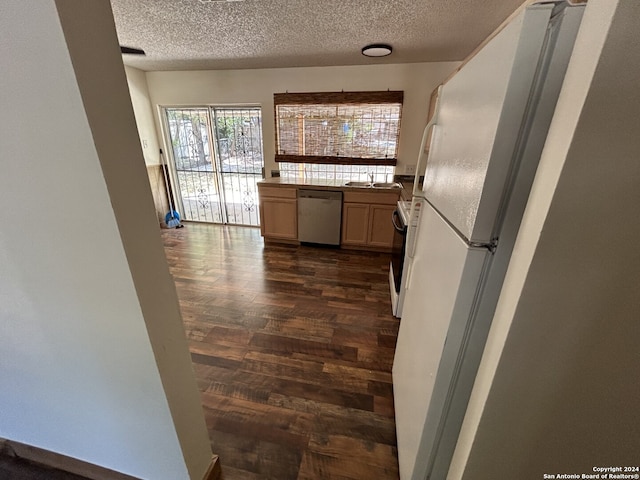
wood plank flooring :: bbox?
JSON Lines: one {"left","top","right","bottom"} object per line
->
{"left": 0, "top": 455, "right": 91, "bottom": 480}
{"left": 162, "top": 223, "right": 400, "bottom": 480}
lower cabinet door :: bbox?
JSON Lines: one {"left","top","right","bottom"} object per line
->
{"left": 367, "top": 204, "right": 396, "bottom": 248}
{"left": 341, "top": 203, "right": 370, "bottom": 245}
{"left": 260, "top": 198, "right": 297, "bottom": 239}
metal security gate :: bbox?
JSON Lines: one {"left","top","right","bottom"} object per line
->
{"left": 163, "top": 107, "right": 263, "bottom": 226}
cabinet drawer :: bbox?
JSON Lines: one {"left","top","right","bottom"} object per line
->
{"left": 343, "top": 191, "right": 399, "bottom": 205}
{"left": 258, "top": 186, "right": 297, "bottom": 199}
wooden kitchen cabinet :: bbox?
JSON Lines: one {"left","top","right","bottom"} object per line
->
{"left": 341, "top": 203, "right": 370, "bottom": 245}
{"left": 368, "top": 204, "right": 396, "bottom": 247}
{"left": 257, "top": 182, "right": 400, "bottom": 250}
{"left": 341, "top": 191, "right": 400, "bottom": 251}
{"left": 258, "top": 186, "right": 297, "bottom": 241}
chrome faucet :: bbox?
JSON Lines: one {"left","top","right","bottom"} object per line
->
{"left": 369, "top": 172, "right": 374, "bottom": 183}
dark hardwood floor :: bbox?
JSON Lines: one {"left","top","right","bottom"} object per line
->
{"left": 0, "top": 455, "right": 90, "bottom": 480}
{"left": 162, "top": 223, "right": 400, "bottom": 480}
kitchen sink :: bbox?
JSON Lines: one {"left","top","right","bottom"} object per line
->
{"left": 344, "top": 181, "right": 372, "bottom": 187}
{"left": 344, "top": 181, "right": 402, "bottom": 188}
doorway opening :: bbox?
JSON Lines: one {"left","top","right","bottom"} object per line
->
{"left": 163, "top": 106, "right": 263, "bottom": 226}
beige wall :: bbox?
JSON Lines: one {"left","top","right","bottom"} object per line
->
{"left": 0, "top": 1, "right": 211, "bottom": 478}
{"left": 125, "top": 66, "right": 161, "bottom": 165}
{"left": 144, "top": 62, "right": 458, "bottom": 177}
{"left": 448, "top": 0, "right": 640, "bottom": 477}
{"left": 124, "top": 66, "right": 170, "bottom": 224}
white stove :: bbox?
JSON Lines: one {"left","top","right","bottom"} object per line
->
{"left": 389, "top": 199, "right": 421, "bottom": 318}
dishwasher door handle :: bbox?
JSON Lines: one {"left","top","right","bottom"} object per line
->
{"left": 299, "top": 190, "right": 342, "bottom": 201}
{"left": 302, "top": 193, "right": 332, "bottom": 200}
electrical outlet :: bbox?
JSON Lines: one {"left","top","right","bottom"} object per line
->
{"left": 405, "top": 165, "right": 416, "bottom": 175}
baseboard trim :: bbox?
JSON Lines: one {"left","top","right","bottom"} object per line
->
{"left": 202, "top": 455, "right": 222, "bottom": 480}
{"left": 0, "top": 438, "right": 140, "bottom": 480}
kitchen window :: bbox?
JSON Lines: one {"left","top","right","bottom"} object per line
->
{"left": 274, "top": 91, "right": 403, "bottom": 181}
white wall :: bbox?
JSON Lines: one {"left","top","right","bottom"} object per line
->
{"left": 0, "top": 1, "right": 210, "bottom": 478}
{"left": 448, "top": 0, "right": 640, "bottom": 477}
{"left": 125, "top": 66, "right": 161, "bottom": 165}
{"left": 145, "top": 62, "right": 458, "bottom": 176}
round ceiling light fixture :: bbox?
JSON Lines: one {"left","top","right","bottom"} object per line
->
{"left": 361, "top": 43, "right": 393, "bottom": 58}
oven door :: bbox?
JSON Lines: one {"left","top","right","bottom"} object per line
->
{"left": 391, "top": 208, "right": 408, "bottom": 294}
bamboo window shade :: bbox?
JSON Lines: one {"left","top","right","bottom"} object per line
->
{"left": 274, "top": 91, "right": 403, "bottom": 166}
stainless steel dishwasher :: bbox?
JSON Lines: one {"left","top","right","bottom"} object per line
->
{"left": 297, "top": 189, "right": 343, "bottom": 245}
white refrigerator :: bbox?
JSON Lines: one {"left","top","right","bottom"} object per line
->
{"left": 392, "top": 3, "right": 585, "bottom": 479}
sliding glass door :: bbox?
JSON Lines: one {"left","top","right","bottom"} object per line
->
{"left": 212, "top": 107, "right": 263, "bottom": 225}
{"left": 163, "top": 107, "right": 263, "bottom": 226}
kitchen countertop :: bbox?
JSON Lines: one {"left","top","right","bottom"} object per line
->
{"left": 258, "top": 176, "right": 405, "bottom": 193}
{"left": 399, "top": 181, "right": 414, "bottom": 201}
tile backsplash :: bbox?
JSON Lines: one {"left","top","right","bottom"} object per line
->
{"left": 278, "top": 162, "right": 394, "bottom": 182}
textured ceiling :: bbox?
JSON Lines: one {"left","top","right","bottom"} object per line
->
{"left": 111, "top": 0, "right": 527, "bottom": 71}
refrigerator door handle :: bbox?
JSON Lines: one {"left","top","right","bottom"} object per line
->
{"left": 407, "top": 222, "right": 418, "bottom": 259}
{"left": 412, "top": 123, "right": 436, "bottom": 198}
{"left": 406, "top": 198, "right": 422, "bottom": 260}
{"left": 413, "top": 85, "right": 442, "bottom": 197}
{"left": 404, "top": 261, "right": 414, "bottom": 292}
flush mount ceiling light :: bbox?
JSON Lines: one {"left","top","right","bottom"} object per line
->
{"left": 361, "top": 44, "right": 393, "bottom": 57}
